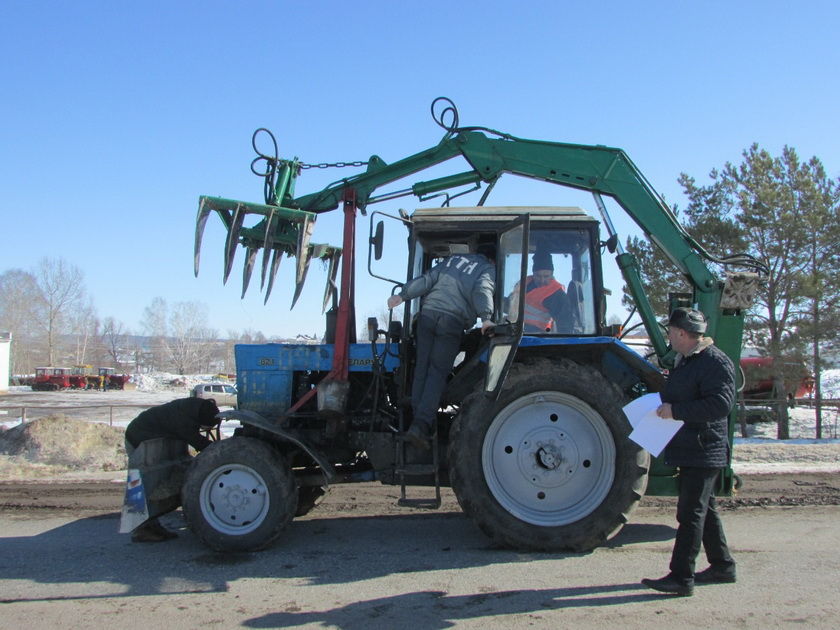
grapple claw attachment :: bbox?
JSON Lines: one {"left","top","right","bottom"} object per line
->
{"left": 263, "top": 248, "right": 283, "bottom": 305}
{"left": 291, "top": 247, "right": 313, "bottom": 310}
{"left": 195, "top": 195, "right": 322, "bottom": 304}
{"left": 295, "top": 216, "right": 315, "bottom": 287}
{"left": 241, "top": 247, "right": 258, "bottom": 299}
{"left": 194, "top": 201, "right": 211, "bottom": 277}
{"left": 223, "top": 205, "right": 246, "bottom": 285}
{"left": 322, "top": 250, "right": 341, "bottom": 313}
{"left": 260, "top": 208, "right": 278, "bottom": 290}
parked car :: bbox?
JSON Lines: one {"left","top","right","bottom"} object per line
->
{"left": 190, "top": 383, "right": 238, "bottom": 408}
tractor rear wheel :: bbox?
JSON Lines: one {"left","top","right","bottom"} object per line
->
{"left": 182, "top": 437, "right": 297, "bottom": 552}
{"left": 448, "top": 358, "right": 649, "bottom": 552}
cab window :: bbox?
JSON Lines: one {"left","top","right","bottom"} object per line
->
{"left": 502, "top": 227, "right": 596, "bottom": 335}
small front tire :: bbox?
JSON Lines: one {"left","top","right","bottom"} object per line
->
{"left": 182, "top": 437, "right": 297, "bottom": 552}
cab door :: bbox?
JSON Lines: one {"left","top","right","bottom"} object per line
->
{"left": 484, "top": 215, "right": 530, "bottom": 399}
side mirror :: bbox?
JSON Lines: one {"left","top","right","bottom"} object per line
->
{"left": 388, "top": 320, "right": 403, "bottom": 343}
{"left": 371, "top": 221, "right": 384, "bottom": 260}
{"left": 367, "top": 316, "right": 380, "bottom": 341}
{"left": 604, "top": 234, "right": 618, "bottom": 254}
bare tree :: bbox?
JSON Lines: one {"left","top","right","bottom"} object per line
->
{"left": 167, "top": 301, "right": 218, "bottom": 374}
{"left": 71, "top": 297, "right": 99, "bottom": 366}
{"left": 141, "top": 298, "right": 218, "bottom": 374}
{"left": 140, "top": 297, "right": 169, "bottom": 371}
{"left": 101, "top": 317, "right": 130, "bottom": 369}
{"left": 0, "top": 269, "right": 45, "bottom": 374}
{"left": 32, "top": 258, "right": 87, "bottom": 366}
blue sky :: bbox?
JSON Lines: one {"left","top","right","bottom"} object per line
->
{"left": 2, "top": 1, "right": 838, "bottom": 339}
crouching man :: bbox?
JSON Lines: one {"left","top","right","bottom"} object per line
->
{"left": 123, "top": 397, "right": 221, "bottom": 542}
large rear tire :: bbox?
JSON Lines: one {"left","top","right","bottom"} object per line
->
{"left": 182, "top": 437, "right": 297, "bottom": 552}
{"left": 448, "top": 358, "right": 648, "bottom": 552}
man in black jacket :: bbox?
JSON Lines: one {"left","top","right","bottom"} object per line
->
{"left": 642, "top": 308, "right": 737, "bottom": 596}
{"left": 125, "top": 397, "right": 221, "bottom": 542}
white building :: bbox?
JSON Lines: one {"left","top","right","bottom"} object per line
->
{"left": 0, "top": 332, "right": 10, "bottom": 392}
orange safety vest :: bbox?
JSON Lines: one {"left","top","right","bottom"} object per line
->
{"left": 523, "top": 276, "right": 565, "bottom": 332}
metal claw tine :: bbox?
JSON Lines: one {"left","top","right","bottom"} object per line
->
{"left": 223, "top": 205, "right": 246, "bottom": 285}
{"left": 241, "top": 247, "right": 257, "bottom": 299}
{"left": 291, "top": 245, "right": 313, "bottom": 310}
{"left": 295, "top": 216, "right": 315, "bottom": 287}
{"left": 322, "top": 251, "right": 340, "bottom": 313}
{"left": 263, "top": 248, "right": 283, "bottom": 305}
{"left": 194, "top": 202, "right": 211, "bottom": 277}
{"left": 260, "top": 207, "right": 278, "bottom": 290}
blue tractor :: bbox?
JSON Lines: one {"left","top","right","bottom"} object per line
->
{"left": 180, "top": 100, "right": 761, "bottom": 552}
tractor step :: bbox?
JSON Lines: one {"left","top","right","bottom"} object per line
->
{"left": 397, "top": 495, "right": 441, "bottom": 509}
{"left": 396, "top": 420, "right": 442, "bottom": 510}
{"left": 394, "top": 463, "right": 437, "bottom": 476}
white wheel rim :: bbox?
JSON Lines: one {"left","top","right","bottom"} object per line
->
{"left": 198, "top": 464, "right": 270, "bottom": 535}
{"left": 481, "top": 391, "right": 616, "bottom": 526}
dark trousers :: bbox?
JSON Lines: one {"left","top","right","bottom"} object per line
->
{"left": 411, "top": 311, "right": 464, "bottom": 428}
{"left": 670, "top": 466, "right": 735, "bottom": 582}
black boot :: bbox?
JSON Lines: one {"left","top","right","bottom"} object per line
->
{"left": 694, "top": 565, "right": 736, "bottom": 584}
{"left": 404, "top": 422, "right": 431, "bottom": 450}
{"left": 641, "top": 574, "right": 694, "bottom": 596}
{"left": 131, "top": 518, "right": 178, "bottom": 543}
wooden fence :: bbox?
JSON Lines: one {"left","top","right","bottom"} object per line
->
{"left": 0, "top": 405, "right": 153, "bottom": 427}
{"left": 737, "top": 397, "right": 840, "bottom": 439}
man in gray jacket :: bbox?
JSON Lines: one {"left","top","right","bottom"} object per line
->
{"left": 387, "top": 244, "right": 496, "bottom": 449}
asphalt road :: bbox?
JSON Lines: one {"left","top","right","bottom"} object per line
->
{"left": 1, "top": 477, "right": 839, "bottom": 629}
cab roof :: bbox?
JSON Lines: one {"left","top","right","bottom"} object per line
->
{"left": 410, "top": 206, "right": 598, "bottom": 258}
{"left": 411, "top": 206, "right": 595, "bottom": 224}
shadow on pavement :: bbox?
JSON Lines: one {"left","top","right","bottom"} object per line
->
{"left": 243, "top": 585, "right": 667, "bottom": 629}
{"left": 0, "top": 508, "right": 673, "bottom": 604}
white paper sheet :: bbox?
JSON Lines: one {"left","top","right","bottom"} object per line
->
{"left": 622, "top": 393, "right": 684, "bottom": 457}
{"left": 622, "top": 393, "right": 662, "bottom": 429}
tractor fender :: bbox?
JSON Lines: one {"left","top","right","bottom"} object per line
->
{"left": 217, "top": 409, "right": 336, "bottom": 485}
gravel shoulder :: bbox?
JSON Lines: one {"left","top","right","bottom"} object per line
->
{"left": 1, "top": 471, "right": 838, "bottom": 520}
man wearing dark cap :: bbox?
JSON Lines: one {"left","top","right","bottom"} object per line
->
{"left": 642, "top": 307, "right": 737, "bottom": 596}
{"left": 521, "top": 249, "right": 569, "bottom": 333}
{"left": 125, "top": 397, "right": 221, "bottom": 542}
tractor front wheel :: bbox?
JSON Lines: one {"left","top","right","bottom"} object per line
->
{"left": 182, "top": 437, "right": 297, "bottom": 552}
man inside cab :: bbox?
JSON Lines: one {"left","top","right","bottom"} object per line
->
{"left": 520, "top": 249, "right": 570, "bottom": 333}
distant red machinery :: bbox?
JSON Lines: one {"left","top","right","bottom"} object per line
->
{"left": 71, "top": 365, "right": 95, "bottom": 389}
{"left": 32, "top": 367, "right": 73, "bottom": 391}
{"left": 98, "top": 367, "right": 130, "bottom": 390}
{"left": 740, "top": 356, "right": 815, "bottom": 400}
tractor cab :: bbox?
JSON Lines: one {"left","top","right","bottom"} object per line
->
{"left": 408, "top": 206, "right": 605, "bottom": 338}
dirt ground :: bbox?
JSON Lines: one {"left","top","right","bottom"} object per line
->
{"left": 3, "top": 473, "right": 839, "bottom": 628}
{"left": 3, "top": 385, "right": 839, "bottom": 516}
{"left": 4, "top": 386, "right": 840, "bottom": 627}
{"left": 1, "top": 470, "right": 838, "bottom": 520}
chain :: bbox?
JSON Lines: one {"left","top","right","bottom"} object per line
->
{"left": 299, "top": 160, "right": 368, "bottom": 170}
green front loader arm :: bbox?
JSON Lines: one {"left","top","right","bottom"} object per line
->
{"left": 283, "top": 130, "right": 725, "bottom": 365}
{"left": 198, "top": 104, "right": 761, "bottom": 371}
